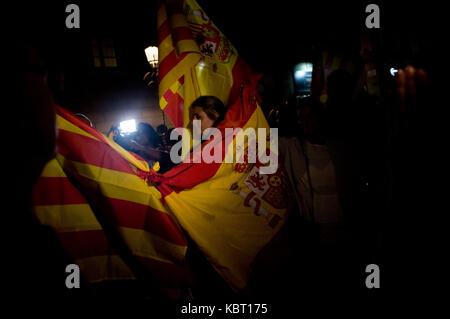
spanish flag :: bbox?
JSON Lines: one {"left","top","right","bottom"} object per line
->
{"left": 152, "top": 85, "right": 293, "bottom": 290}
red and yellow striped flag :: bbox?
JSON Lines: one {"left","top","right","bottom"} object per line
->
{"left": 33, "top": 158, "right": 136, "bottom": 283}
{"left": 157, "top": 0, "right": 253, "bottom": 128}
{"left": 32, "top": 106, "right": 190, "bottom": 287}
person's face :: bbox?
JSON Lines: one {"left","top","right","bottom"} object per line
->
{"left": 192, "top": 106, "right": 216, "bottom": 133}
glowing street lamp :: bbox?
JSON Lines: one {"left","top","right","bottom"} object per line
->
{"left": 144, "top": 46, "right": 159, "bottom": 86}
{"left": 143, "top": 45, "right": 166, "bottom": 126}
{"left": 145, "top": 46, "right": 159, "bottom": 69}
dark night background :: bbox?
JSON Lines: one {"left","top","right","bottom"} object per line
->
{"left": 5, "top": 0, "right": 441, "bottom": 312}
{"left": 12, "top": 0, "right": 436, "bottom": 118}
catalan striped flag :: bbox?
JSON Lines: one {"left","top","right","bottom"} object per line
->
{"left": 157, "top": 0, "right": 253, "bottom": 128}
{"left": 32, "top": 106, "right": 190, "bottom": 287}
{"left": 33, "top": 158, "right": 136, "bottom": 283}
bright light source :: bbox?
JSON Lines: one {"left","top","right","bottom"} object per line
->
{"left": 119, "top": 119, "right": 137, "bottom": 134}
{"left": 293, "top": 62, "right": 313, "bottom": 93}
{"left": 294, "top": 70, "right": 306, "bottom": 80}
{"left": 145, "top": 46, "right": 159, "bottom": 68}
{"left": 294, "top": 62, "right": 313, "bottom": 72}
{"left": 390, "top": 67, "right": 398, "bottom": 76}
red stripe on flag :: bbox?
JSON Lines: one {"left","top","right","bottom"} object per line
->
{"left": 229, "top": 56, "right": 254, "bottom": 106}
{"left": 159, "top": 50, "right": 187, "bottom": 82}
{"left": 163, "top": 88, "right": 175, "bottom": 102}
{"left": 58, "top": 230, "right": 110, "bottom": 259}
{"left": 158, "top": 19, "right": 171, "bottom": 43}
{"left": 159, "top": 162, "right": 222, "bottom": 196}
{"left": 171, "top": 26, "right": 195, "bottom": 42}
{"left": 56, "top": 106, "right": 108, "bottom": 144}
{"left": 162, "top": 92, "right": 184, "bottom": 128}
{"left": 107, "top": 197, "right": 188, "bottom": 246}
{"left": 33, "top": 177, "right": 87, "bottom": 205}
{"left": 57, "top": 129, "right": 134, "bottom": 175}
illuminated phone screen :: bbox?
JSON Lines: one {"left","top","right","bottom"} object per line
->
{"left": 293, "top": 62, "right": 313, "bottom": 94}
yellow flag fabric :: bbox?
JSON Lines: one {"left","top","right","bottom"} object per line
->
{"left": 33, "top": 106, "right": 191, "bottom": 287}
{"left": 151, "top": 85, "right": 293, "bottom": 290}
{"left": 33, "top": 158, "right": 136, "bottom": 283}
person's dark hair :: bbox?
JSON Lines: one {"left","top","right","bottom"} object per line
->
{"left": 137, "top": 122, "right": 161, "bottom": 147}
{"left": 190, "top": 96, "right": 226, "bottom": 127}
{"left": 156, "top": 124, "right": 168, "bottom": 135}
